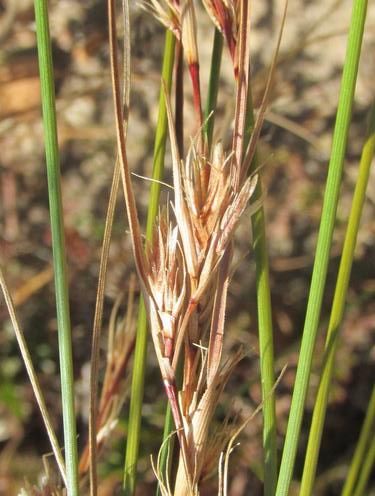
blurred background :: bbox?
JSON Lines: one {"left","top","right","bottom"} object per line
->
{"left": 0, "top": 0, "right": 374, "bottom": 494}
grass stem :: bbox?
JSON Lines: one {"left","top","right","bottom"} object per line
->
{"left": 342, "top": 386, "right": 375, "bottom": 496}
{"left": 251, "top": 204, "right": 277, "bottom": 496}
{"left": 33, "top": 1, "right": 79, "bottom": 494}
{"left": 301, "top": 102, "right": 375, "bottom": 495}
{"left": 246, "top": 93, "right": 277, "bottom": 496}
{"left": 352, "top": 429, "right": 375, "bottom": 496}
{"left": 276, "top": 1, "right": 368, "bottom": 494}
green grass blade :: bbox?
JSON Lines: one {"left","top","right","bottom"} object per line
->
{"left": 251, "top": 203, "right": 277, "bottom": 495}
{"left": 243, "top": 2, "right": 289, "bottom": 483}
{"left": 123, "top": 29, "right": 175, "bottom": 495}
{"left": 33, "top": 1, "right": 79, "bottom": 494}
{"left": 301, "top": 102, "right": 375, "bottom": 495}
{"left": 342, "top": 386, "right": 375, "bottom": 496}
{"left": 243, "top": 8, "right": 288, "bottom": 487}
{"left": 352, "top": 428, "right": 375, "bottom": 496}
{"left": 144, "top": 32, "right": 176, "bottom": 241}
{"left": 246, "top": 94, "right": 277, "bottom": 496}
{"left": 275, "top": 1, "right": 368, "bottom": 494}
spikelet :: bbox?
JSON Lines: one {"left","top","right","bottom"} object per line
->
{"left": 143, "top": 0, "right": 203, "bottom": 126}
{"left": 201, "top": 0, "right": 239, "bottom": 63}
{"left": 165, "top": 93, "right": 257, "bottom": 340}
{"left": 174, "top": 349, "right": 244, "bottom": 495}
{"left": 145, "top": 209, "right": 187, "bottom": 361}
{"left": 141, "top": 0, "right": 180, "bottom": 37}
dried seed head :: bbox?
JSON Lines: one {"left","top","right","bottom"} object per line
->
{"left": 216, "top": 173, "right": 258, "bottom": 255}
{"left": 146, "top": 212, "right": 187, "bottom": 359}
{"left": 142, "top": 0, "right": 200, "bottom": 60}
{"left": 141, "top": 0, "right": 181, "bottom": 37}
{"left": 173, "top": 138, "right": 257, "bottom": 300}
{"left": 144, "top": 1, "right": 203, "bottom": 125}
{"left": 181, "top": 0, "right": 199, "bottom": 66}
{"left": 202, "top": 0, "right": 238, "bottom": 61}
{"left": 174, "top": 349, "right": 244, "bottom": 493}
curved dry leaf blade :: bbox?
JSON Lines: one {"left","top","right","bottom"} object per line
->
{"left": 0, "top": 267, "right": 67, "bottom": 485}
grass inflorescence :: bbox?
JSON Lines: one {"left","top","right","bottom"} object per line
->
{"left": 0, "top": 0, "right": 373, "bottom": 495}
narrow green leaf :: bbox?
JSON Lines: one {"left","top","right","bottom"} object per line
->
{"left": 352, "top": 431, "right": 375, "bottom": 496}
{"left": 123, "top": 30, "right": 175, "bottom": 495}
{"left": 342, "top": 386, "right": 375, "bottom": 496}
{"left": 301, "top": 102, "right": 375, "bottom": 494}
{"left": 245, "top": 4, "right": 289, "bottom": 486}
{"left": 251, "top": 204, "right": 277, "bottom": 495}
{"left": 247, "top": 96, "right": 278, "bottom": 496}
{"left": 276, "top": 1, "right": 368, "bottom": 494}
{"left": 33, "top": 1, "right": 79, "bottom": 494}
